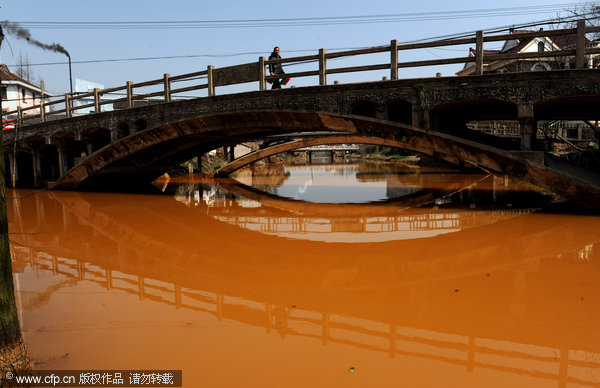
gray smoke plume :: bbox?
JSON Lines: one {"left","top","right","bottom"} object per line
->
{"left": 1, "top": 20, "right": 70, "bottom": 58}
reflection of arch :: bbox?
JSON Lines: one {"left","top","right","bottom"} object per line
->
{"left": 216, "top": 174, "right": 487, "bottom": 218}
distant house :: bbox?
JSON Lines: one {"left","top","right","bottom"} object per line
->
{"left": 456, "top": 28, "right": 598, "bottom": 76}
{"left": 1, "top": 64, "right": 52, "bottom": 117}
{"left": 72, "top": 78, "right": 114, "bottom": 114}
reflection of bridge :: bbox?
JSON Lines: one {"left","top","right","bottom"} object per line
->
{"left": 10, "top": 237, "right": 600, "bottom": 387}
{"left": 2, "top": 26, "right": 600, "bottom": 207}
{"left": 183, "top": 175, "right": 543, "bottom": 242}
{"left": 213, "top": 210, "right": 536, "bottom": 242}
{"left": 8, "top": 186, "right": 600, "bottom": 369}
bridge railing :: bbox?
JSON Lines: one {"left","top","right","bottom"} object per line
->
{"left": 4, "top": 22, "right": 600, "bottom": 129}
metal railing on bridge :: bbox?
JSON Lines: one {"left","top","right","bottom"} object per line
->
{"left": 4, "top": 22, "right": 600, "bottom": 129}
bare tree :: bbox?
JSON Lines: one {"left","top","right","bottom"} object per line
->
{"left": 14, "top": 50, "right": 34, "bottom": 82}
{"left": 557, "top": 3, "right": 600, "bottom": 40}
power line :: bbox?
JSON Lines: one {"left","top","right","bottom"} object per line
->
{"left": 5, "top": 13, "right": 597, "bottom": 69}
{"left": 6, "top": 3, "right": 595, "bottom": 29}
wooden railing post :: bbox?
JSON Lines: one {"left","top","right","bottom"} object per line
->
{"left": 93, "top": 88, "right": 100, "bottom": 113}
{"left": 163, "top": 73, "right": 171, "bottom": 102}
{"left": 576, "top": 20, "right": 586, "bottom": 69}
{"left": 65, "top": 94, "right": 73, "bottom": 118}
{"left": 39, "top": 101, "right": 46, "bottom": 122}
{"left": 259, "top": 57, "right": 266, "bottom": 91}
{"left": 207, "top": 65, "right": 215, "bottom": 96}
{"left": 390, "top": 39, "right": 398, "bottom": 80}
{"left": 17, "top": 106, "right": 23, "bottom": 127}
{"left": 319, "top": 48, "right": 327, "bottom": 85}
{"left": 126, "top": 81, "right": 133, "bottom": 108}
{"left": 475, "top": 30, "right": 484, "bottom": 75}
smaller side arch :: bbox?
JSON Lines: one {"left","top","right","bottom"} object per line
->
{"left": 116, "top": 122, "right": 130, "bottom": 139}
{"left": 216, "top": 135, "right": 417, "bottom": 177}
{"left": 134, "top": 119, "right": 148, "bottom": 132}
{"left": 351, "top": 101, "right": 378, "bottom": 118}
{"left": 387, "top": 99, "right": 412, "bottom": 125}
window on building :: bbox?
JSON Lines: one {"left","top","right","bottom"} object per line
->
{"left": 531, "top": 62, "right": 551, "bottom": 71}
{"left": 537, "top": 42, "right": 545, "bottom": 52}
{"left": 22, "top": 88, "right": 26, "bottom": 102}
{"left": 1, "top": 87, "right": 6, "bottom": 100}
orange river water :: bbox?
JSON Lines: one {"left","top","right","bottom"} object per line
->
{"left": 6, "top": 165, "right": 600, "bottom": 387}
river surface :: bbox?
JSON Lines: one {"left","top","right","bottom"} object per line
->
{"left": 7, "top": 162, "right": 600, "bottom": 387}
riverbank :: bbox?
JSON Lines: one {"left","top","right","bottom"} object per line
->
{"left": 0, "top": 339, "right": 31, "bottom": 376}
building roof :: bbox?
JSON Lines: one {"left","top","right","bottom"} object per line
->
{"left": 0, "top": 64, "right": 51, "bottom": 95}
{"left": 457, "top": 29, "right": 586, "bottom": 76}
{"left": 500, "top": 29, "right": 579, "bottom": 54}
{"left": 468, "top": 48, "right": 501, "bottom": 64}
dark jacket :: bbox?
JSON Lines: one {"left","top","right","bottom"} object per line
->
{"left": 268, "top": 53, "right": 284, "bottom": 74}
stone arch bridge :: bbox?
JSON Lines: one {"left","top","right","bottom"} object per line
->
{"left": 3, "top": 70, "right": 600, "bottom": 207}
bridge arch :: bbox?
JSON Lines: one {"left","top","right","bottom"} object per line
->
{"left": 431, "top": 98, "right": 518, "bottom": 130}
{"left": 116, "top": 122, "right": 130, "bottom": 139}
{"left": 81, "top": 126, "right": 112, "bottom": 152}
{"left": 351, "top": 101, "right": 379, "bottom": 118}
{"left": 133, "top": 119, "right": 148, "bottom": 132}
{"left": 47, "top": 110, "right": 600, "bottom": 208}
{"left": 387, "top": 99, "right": 413, "bottom": 125}
{"left": 534, "top": 94, "right": 600, "bottom": 121}
{"left": 216, "top": 135, "right": 422, "bottom": 177}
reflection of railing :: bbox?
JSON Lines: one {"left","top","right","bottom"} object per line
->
{"left": 213, "top": 209, "right": 536, "bottom": 235}
{"left": 4, "top": 23, "right": 600, "bottom": 129}
{"left": 12, "top": 245, "right": 600, "bottom": 387}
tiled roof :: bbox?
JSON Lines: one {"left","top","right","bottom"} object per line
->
{"left": 468, "top": 48, "right": 501, "bottom": 64}
{"left": 551, "top": 33, "right": 578, "bottom": 49}
{"left": 0, "top": 64, "right": 41, "bottom": 90}
{"left": 501, "top": 30, "right": 579, "bottom": 53}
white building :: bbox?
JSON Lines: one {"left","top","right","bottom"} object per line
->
{"left": 1, "top": 64, "right": 52, "bottom": 117}
{"left": 457, "top": 29, "right": 598, "bottom": 76}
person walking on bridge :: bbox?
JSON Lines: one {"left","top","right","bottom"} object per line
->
{"left": 268, "top": 46, "right": 286, "bottom": 89}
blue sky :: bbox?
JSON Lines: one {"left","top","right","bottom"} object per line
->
{"left": 0, "top": 0, "right": 592, "bottom": 96}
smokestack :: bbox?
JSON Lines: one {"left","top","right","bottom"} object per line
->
{"left": 1, "top": 21, "right": 73, "bottom": 93}
{"left": 1, "top": 21, "right": 70, "bottom": 57}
